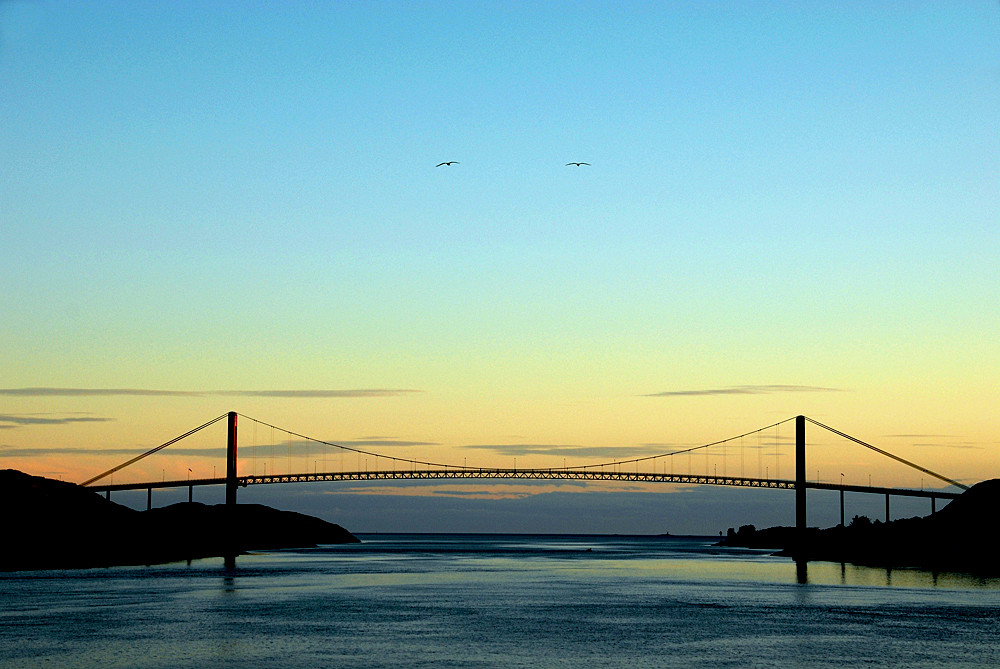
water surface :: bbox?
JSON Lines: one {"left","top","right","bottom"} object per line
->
{"left": 3, "top": 534, "right": 998, "bottom": 668}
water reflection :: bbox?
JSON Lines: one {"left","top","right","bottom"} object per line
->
{"left": 797, "top": 558, "right": 1000, "bottom": 590}
{"left": 796, "top": 559, "right": 808, "bottom": 584}
{"left": 329, "top": 535, "right": 1000, "bottom": 591}
{"left": 4, "top": 536, "right": 1000, "bottom": 669}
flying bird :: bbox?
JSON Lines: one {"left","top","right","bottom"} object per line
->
{"left": 565, "top": 162, "right": 591, "bottom": 166}
{"left": 436, "top": 161, "right": 459, "bottom": 167}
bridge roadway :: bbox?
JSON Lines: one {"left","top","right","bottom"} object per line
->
{"left": 91, "top": 468, "right": 962, "bottom": 501}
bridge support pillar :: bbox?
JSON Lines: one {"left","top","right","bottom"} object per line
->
{"left": 188, "top": 484, "right": 193, "bottom": 504}
{"left": 840, "top": 488, "right": 845, "bottom": 527}
{"left": 885, "top": 494, "right": 890, "bottom": 523}
{"left": 226, "top": 411, "right": 238, "bottom": 507}
{"left": 105, "top": 489, "right": 110, "bottom": 500}
{"left": 147, "top": 487, "right": 152, "bottom": 511}
{"left": 224, "top": 411, "right": 238, "bottom": 568}
{"left": 795, "top": 415, "right": 806, "bottom": 554}
{"left": 932, "top": 497, "right": 936, "bottom": 514}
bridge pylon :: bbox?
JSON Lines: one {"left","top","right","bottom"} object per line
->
{"left": 226, "top": 411, "right": 238, "bottom": 507}
{"left": 796, "top": 415, "right": 806, "bottom": 554}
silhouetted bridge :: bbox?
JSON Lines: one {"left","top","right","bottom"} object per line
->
{"left": 83, "top": 413, "right": 967, "bottom": 533}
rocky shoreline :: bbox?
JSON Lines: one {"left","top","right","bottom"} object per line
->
{"left": 1, "top": 469, "right": 359, "bottom": 571}
{"left": 720, "top": 479, "right": 998, "bottom": 576}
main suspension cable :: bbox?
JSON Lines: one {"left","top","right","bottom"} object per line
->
{"left": 805, "top": 417, "right": 968, "bottom": 490}
{"left": 81, "top": 413, "right": 229, "bottom": 486}
{"left": 576, "top": 416, "right": 798, "bottom": 471}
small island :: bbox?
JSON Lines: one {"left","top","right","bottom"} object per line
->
{"left": 1, "top": 469, "right": 359, "bottom": 571}
{"left": 720, "top": 478, "right": 1000, "bottom": 576}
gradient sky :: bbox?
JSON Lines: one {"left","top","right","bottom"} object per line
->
{"left": 2, "top": 1, "right": 997, "bottom": 532}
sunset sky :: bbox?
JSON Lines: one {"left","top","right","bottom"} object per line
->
{"left": 2, "top": 2, "right": 997, "bottom": 533}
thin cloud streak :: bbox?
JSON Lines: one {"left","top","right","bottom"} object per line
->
{"left": 882, "top": 435, "right": 979, "bottom": 450}
{"left": 0, "top": 446, "right": 223, "bottom": 457}
{"left": 215, "top": 390, "right": 421, "bottom": 398}
{"left": 0, "top": 387, "right": 421, "bottom": 398}
{"left": 0, "top": 388, "right": 198, "bottom": 397}
{"left": 318, "top": 479, "right": 648, "bottom": 500}
{"left": 261, "top": 438, "right": 440, "bottom": 453}
{"left": 642, "top": 384, "right": 844, "bottom": 397}
{"left": 337, "top": 439, "right": 440, "bottom": 448}
{"left": 0, "top": 413, "right": 114, "bottom": 426}
{"left": 461, "top": 443, "right": 666, "bottom": 458}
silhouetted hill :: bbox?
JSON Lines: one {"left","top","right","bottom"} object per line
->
{"left": 1, "top": 469, "right": 359, "bottom": 571}
{"left": 720, "top": 479, "right": 999, "bottom": 575}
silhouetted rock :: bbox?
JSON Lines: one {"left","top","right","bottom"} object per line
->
{"left": 1, "top": 469, "right": 359, "bottom": 571}
{"left": 720, "top": 479, "right": 999, "bottom": 575}
{"left": 722, "top": 524, "right": 804, "bottom": 549}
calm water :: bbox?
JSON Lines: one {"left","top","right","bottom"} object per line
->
{"left": 3, "top": 534, "right": 1000, "bottom": 668}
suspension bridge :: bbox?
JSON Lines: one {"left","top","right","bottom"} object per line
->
{"left": 80, "top": 413, "right": 968, "bottom": 536}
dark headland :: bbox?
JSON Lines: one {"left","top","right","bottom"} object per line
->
{"left": 720, "top": 478, "right": 1000, "bottom": 576}
{"left": 1, "top": 469, "right": 359, "bottom": 571}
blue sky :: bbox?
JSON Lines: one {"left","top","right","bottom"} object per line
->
{"left": 1, "top": 1, "right": 998, "bottom": 532}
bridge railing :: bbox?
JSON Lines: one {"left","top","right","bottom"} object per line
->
{"left": 91, "top": 467, "right": 962, "bottom": 500}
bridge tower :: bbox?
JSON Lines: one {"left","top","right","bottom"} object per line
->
{"left": 226, "top": 411, "right": 238, "bottom": 506}
{"left": 795, "top": 415, "right": 806, "bottom": 553}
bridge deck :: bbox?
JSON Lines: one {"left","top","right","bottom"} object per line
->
{"left": 89, "top": 469, "right": 963, "bottom": 499}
